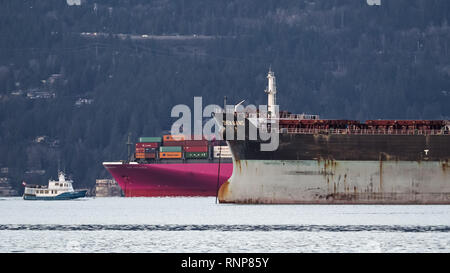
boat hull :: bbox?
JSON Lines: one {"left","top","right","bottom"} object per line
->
{"left": 23, "top": 190, "right": 87, "bottom": 200}
{"left": 103, "top": 162, "right": 233, "bottom": 197}
{"left": 219, "top": 159, "right": 450, "bottom": 204}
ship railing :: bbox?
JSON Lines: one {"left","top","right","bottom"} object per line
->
{"left": 264, "top": 128, "right": 449, "bottom": 135}
{"left": 278, "top": 114, "right": 320, "bottom": 120}
{"left": 216, "top": 111, "right": 321, "bottom": 121}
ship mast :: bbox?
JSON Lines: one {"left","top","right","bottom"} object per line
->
{"left": 265, "top": 67, "right": 277, "bottom": 118}
{"left": 126, "top": 132, "right": 132, "bottom": 162}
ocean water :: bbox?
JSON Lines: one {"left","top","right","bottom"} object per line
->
{"left": 0, "top": 197, "right": 449, "bottom": 253}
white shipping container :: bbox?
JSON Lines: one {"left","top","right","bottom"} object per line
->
{"left": 214, "top": 155, "right": 232, "bottom": 159}
{"left": 214, "top": 152, "right": 232, "bottom": 158}
{"left": 216, "top": 148, "right": 231, "bottom": 151}
{"left": 214, "top": 152, "right": 232, "bottom": 156}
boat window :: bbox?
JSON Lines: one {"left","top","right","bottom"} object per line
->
{"left": 45, "top": 190, "right": 48, "bottom": 194}
{"left": 55, "top": 183, "right": 59, "bottom": 186}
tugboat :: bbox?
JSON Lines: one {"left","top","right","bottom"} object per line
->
{"left": 23, "top": 171, "right": 87, "bottom": 200}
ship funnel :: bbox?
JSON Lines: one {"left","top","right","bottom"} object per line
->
{"left": 265, "top": 68, "right": 277, "bottom": 118}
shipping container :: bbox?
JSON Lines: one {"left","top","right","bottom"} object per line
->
{"left": 163, "top": 140, "right": 186, "bottom": 146}
{"left": 187, "top": 135, "right": 208, "bottom": 140}
{"left": 160, "top": 146, "right": 182, "bottom": 152}
{"left": 139, "top": 137, "right": 162, "bottom": 143}
{"left": 213, "top": 146, "right": 230, "bottom": 151}
{"left": 145, "top": 148, "right": 157, "bottom": 153}
{"left": 185, "top": 152, "right": 208, "bottom": 159}
{"left": 159, "top": 152, "right": 182, "bottom": 159}
{"left": 144, "top": 153, "right": 156, "bottom": 159}
{"left": 213, "top": 152, "right": 232, "bottom": 158}
{"left": 185, "top": 140, "right": 208, "bottom": 146}
{"left": 135, "top": 148, "right": 145, "bottom": 153}
{"left": 135, "top": 152, "right": 146, "bottom": 159}
{"left": 136, "top": 142, "right": 159, "bottom": 148}
{"left": 213, "top": 146, "right": 232, "bottom": 158}
{"left": 213, "top": 149, "right": 229, "bottom": 153}
{"left": 163, "top": 135, "right": 185, "bottom": 142}
{"left": 184, "top": 146, "right": 208, "bottom": 152}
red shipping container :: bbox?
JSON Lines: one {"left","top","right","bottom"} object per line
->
{"left": 135, "top": 148, "right": 145, "bottom": 153}
{"left": 144, "top": 153, "right": 156, "bottom": 159}
{"left": 163, "top": 140, "right": 185, "bottom": 146}
{"left": 185, "top": 140, "right": 208, "bottom": 146}
{"left": 184, "top": 146, "right": 208, "bottom": 152}
{"left": 136, "top": 142, "right": 159, "bottom": 148}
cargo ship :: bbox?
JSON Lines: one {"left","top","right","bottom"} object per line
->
{"left": 103, "top": 135, "right": 233, "bottom": 197}
{"left": 215, "top": 69, "right": 450, "bottom": 204}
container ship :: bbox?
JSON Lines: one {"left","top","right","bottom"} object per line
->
{"left": 103, "top": 135, "right": 233, "bottom": 197}
{"left": 215, "top": 69, "right": 450, "bottom": 204}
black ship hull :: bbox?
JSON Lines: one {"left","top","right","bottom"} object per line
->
{"left": 217, "top": 115, "right": 450, "bottom": 204}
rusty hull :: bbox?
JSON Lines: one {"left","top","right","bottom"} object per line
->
{"left": 217, "top": 116, "right": 450, "bottom": 204}
{"left": 218, "top": 159, "right": 450, "bottom": 204}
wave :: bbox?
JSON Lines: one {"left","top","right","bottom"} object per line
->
{"left": 1, "top": 224, "right": 449, "bottom": 232}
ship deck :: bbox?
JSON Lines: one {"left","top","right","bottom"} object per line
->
{"left": 104, "top": 158, "right": 233, "bottom": 165}
{"left": 273, "top": 128, "right": 450, "bottom": 136}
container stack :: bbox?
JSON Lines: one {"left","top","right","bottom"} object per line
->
{"left": 159, "top": 146, "right": 182, "bottom": 159}
{"left": 159, "top": 135, "right": 185, "bottom": 159}
{"left": 135, "top": 137, "right": 161, "bottom": 159}
{"left": 135, "top": 135, "right": 230, "bottom": 161}
{"left": 213, "top": 145, "right": 232, "bottom": 158}
{"left": 184, "top": 139, "right": 209, "bottom": 159}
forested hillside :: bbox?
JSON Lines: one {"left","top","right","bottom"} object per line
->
{"left": 0, "top": 0, "right": 449, "bottom": 191}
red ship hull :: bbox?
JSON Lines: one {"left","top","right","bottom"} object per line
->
{"left": 103, "top": 162, "right": 233, "bottom": 197}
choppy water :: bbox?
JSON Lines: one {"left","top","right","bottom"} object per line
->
{"left": 0, "top": 197, "right": 449, "bottom": 252}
